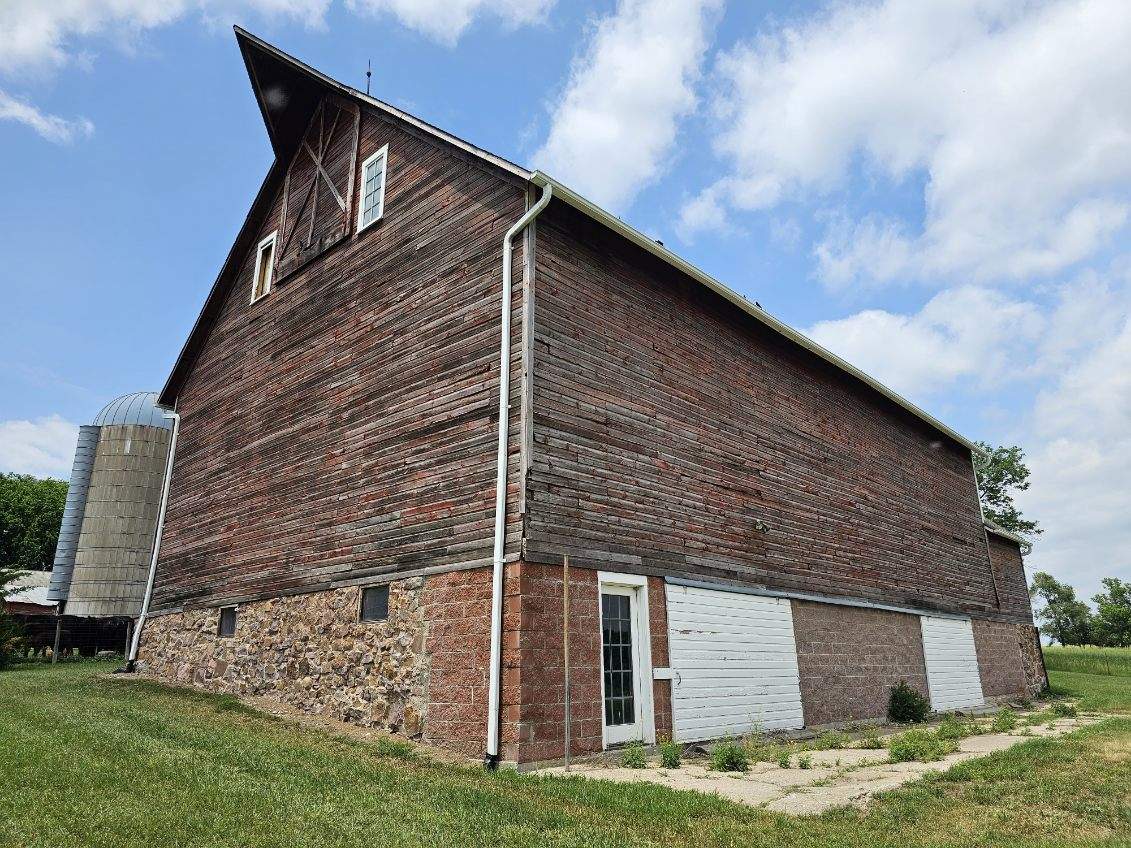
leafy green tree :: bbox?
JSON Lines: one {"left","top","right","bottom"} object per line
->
{"left": 0, "top": 473, "right": 67, "bottom": 569}
{"left": 1092, "top": 578, "right": 1131, "bottom": 648}
{"left": 975, "top": 442, "right": 1041, "bottom": 539}
{"left": 0, "top": 563, "right": 29, "bottom": 670}
{"left": 1030, "top": 572, "right": 1094, "bottom": 645}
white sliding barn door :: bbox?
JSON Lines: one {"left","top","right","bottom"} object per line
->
{"left": 920, "top": 616, "right": 984, "bottom": 712}
{"left": 666, "top": 585, "right": 804, "bottom": 741}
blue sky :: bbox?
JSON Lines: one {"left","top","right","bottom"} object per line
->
{"left": 1, "top": 0, "right": 1128, "bottom": 602}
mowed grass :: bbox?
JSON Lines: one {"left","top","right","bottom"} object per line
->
{"left": 1046, "top": 645, "right": 1131, "bottom": 678}
{"left": 1, "top": 662, "right": 1130, "bottom": 848}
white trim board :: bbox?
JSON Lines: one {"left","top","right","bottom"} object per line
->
{"left": 597, "top": 571, "right": 655, "bottom": 748}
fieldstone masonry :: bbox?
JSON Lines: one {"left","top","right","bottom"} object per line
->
{"left": 1019, "top": 623, "right": 1048, "bottom": 698}
{"left": 138, "top": 578, "right": 429, "bottom": 737}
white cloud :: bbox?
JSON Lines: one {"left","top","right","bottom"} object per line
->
{"left": 683, "top": 0, "right": 1131, "bottom": 286}
{"left": 806, "top": 286, "right": 1042, "bottom": 398}
{"left": 1020, "top": 313, "right": 1131, "bottom": 601}
{"left": 345, "top": 0, "right": 553, "bottom": 46}
{"left": 0, "top": 415, "right": 79, "bottom": 479}
{"left": 1, "top": 0, "right": 545, "bottom": 144}
{"left": 0, "top": 89, "right": 93, "bottom": 143}
{"left": 0, "top": 0, "right": 333, "bottom": 143}
{"left": 534, "top": 0, "right": 723, "bottom": 211}
{"left": 0, "top": 1, "right": 332, "bottom": 77}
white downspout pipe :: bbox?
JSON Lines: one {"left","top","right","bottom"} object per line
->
{"left": 124, "top": 408, "right": 180, "bottom": 672}
{"left": 485, "top": 183, "right": 552, "bottom": 768}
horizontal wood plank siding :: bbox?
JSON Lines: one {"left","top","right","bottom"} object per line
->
{"left": 527, "top": 201, "right": 1029, "bottom": 624}
{"left": 152, "top": 100, "right": 526, "bottom": 611}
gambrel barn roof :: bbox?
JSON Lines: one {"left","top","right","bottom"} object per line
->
{"left": 160, "top": 27, "right": 985, "bottom": 458}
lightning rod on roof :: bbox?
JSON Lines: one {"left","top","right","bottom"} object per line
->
{"left": 366, "top": 59, "right": 372, "bottom": 96}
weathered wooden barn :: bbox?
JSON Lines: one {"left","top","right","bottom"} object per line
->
{"left": 136, "top": 29, "right": 1046, "bottom": 766}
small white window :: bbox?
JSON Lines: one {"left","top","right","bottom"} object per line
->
{"left": 251, "top": 230, "right": 277, "bottom": 303}
{"left": 357, "top": 145, "right": 388, "bottom": 233}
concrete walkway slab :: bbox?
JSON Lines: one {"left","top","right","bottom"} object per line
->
{"left": 535, "top": 712, "right": 1101, "bottom": 816}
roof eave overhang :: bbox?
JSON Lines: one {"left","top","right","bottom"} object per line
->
{"left": 530, "top": 171, "right": 987, "bottom": 458}
{"left": 983, "top": 519, "right": 1033, "bottom": 553}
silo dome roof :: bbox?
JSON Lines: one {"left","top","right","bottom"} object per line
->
{"left": 92, "top": 392, "right": 173, "bottom": 429}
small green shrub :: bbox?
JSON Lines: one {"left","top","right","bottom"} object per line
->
{"left": 888, "top": 681, "right": 930, "bottom": 724}
{"left": 812, "top": 730, "right": 850, "bottom": 750}
{"left": 1051, "top": 701, "right": 1078, "bottom": 718}
{"left": 936, "top": 714, "right": 975, "bottom": 740}
{"left": 797, "top": 754, "right": 812, "bottom": 769}
{"left": 659, "top": 738, "right": 681, "bottom": 769}
{"left": 620, "top": 741, "right": 647, "bottom": 769}
{"left": 0, "top": 610, "right": 24, "bottom": 671}
{"left": 887, "top": 729, "right": 957, "bottom": 763}
{"left": 777, "top": 750, "right": 791, "bottom": 769}
{"left": 709, "top": 740, "right": 749, "bottom": 773}
{"left": 992, "top": 708, "right": 1018, "bottom": 732}
{"left": 858, "top": 726, "right": 885, "bottom": 749}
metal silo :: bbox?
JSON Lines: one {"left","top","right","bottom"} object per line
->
{"left": 47, "top": 392, "right": 174, "bottom": 634}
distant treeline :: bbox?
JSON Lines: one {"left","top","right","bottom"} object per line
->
{"left": 1031, "top": 572, "right": 1131, "bottom": 648}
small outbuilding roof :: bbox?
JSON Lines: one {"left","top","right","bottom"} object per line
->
{"left": 93, "top": 392, "right": 172, "bottom": 429}
{"left": 4, "top": 570, "right": 54, "bottom": 608}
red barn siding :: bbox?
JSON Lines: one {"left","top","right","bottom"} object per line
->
{"left": 526, "top": 201, "right": 1024, "bottom": 623}
{"left": 987, "top": 534, "right": 1035, "bottom": 623}
{"left": 153, "top": 103, "right": 527, "bottom": 612}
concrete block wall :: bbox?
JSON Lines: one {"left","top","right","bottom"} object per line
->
{"left": 791, "top": 600, "right": 931, "bottom": 726}
{"left": 972, "top": 618, "right": 1028, "bottom": 699}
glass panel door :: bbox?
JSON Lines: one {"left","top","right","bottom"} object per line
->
{"left": 601, "top": 588, "right": 642, "bottom": 744}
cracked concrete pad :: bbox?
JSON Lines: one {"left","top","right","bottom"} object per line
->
{"left": 748, "top": 766, "right": 838, "bottom": 788}
{"left": 534, "top": 710, "right": 1102, "bottom": 816}
{"left": 805, "top": 748, "right": 890, "bottom": 767}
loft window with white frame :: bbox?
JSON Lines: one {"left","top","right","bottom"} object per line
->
{"left": 251, "top": 231, "right": 277, "bottom": 303}
{"left": 357, "top": 145, "right": 388, "bottom": 232}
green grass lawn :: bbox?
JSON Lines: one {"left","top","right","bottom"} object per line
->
{"left": 1, "top": 661, "right": 1129, "bottom": 848}
{"left": 1046, "top": 645, "right": 1131, "bottom": 678}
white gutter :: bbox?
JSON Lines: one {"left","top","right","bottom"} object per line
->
{"left": 485, "top": 184, "right": 553, "bottom": 767}
{"left": 124, "top": 408, "right": 180, "bottom": 671}
{"left": 528, "top": 171, "right": 987, "bottom": 459}
{"left": 983, "top": 518, "right": 1034, "bottom": 556}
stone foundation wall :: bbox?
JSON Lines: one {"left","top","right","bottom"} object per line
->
{"left": 138, "top": 578, "right": 429, "bottom": 737}
{"left": 1018, "top": 623, "right": 1048, "bottom": 698}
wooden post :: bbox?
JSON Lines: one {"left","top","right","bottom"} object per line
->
{"left": 563, "top": 554, "right": 571, "bottom": 771}
{"left": 51, "top": 611, "right": 62, "bottom": 664}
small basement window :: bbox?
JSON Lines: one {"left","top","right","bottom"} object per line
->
{"left": 251, "top": 230, "right": 277, "bottom": 303}
{"left": 218, "top": 606, "right": 238, "bottom": 637}
{"left": 357, "top": 145, "right": 388, "bottom": 233}
{"left": 360, "top": 585, "right": 389, "bottom": 622}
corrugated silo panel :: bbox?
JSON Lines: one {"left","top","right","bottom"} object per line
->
{"left": 47, "top": 424, "right": 101, "bottom": 603}
{"left": 62, "top": 423, "right": 173, "bottom": 618}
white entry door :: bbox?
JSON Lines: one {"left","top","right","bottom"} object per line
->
{"left": 666, "top": 584, "right": 804, "bottom": 741}
{"left": 920, "top": 615, "right": 985, "bottom": 712}
{"left": 599, "top": 577, "right": 652, "bottom": 746}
